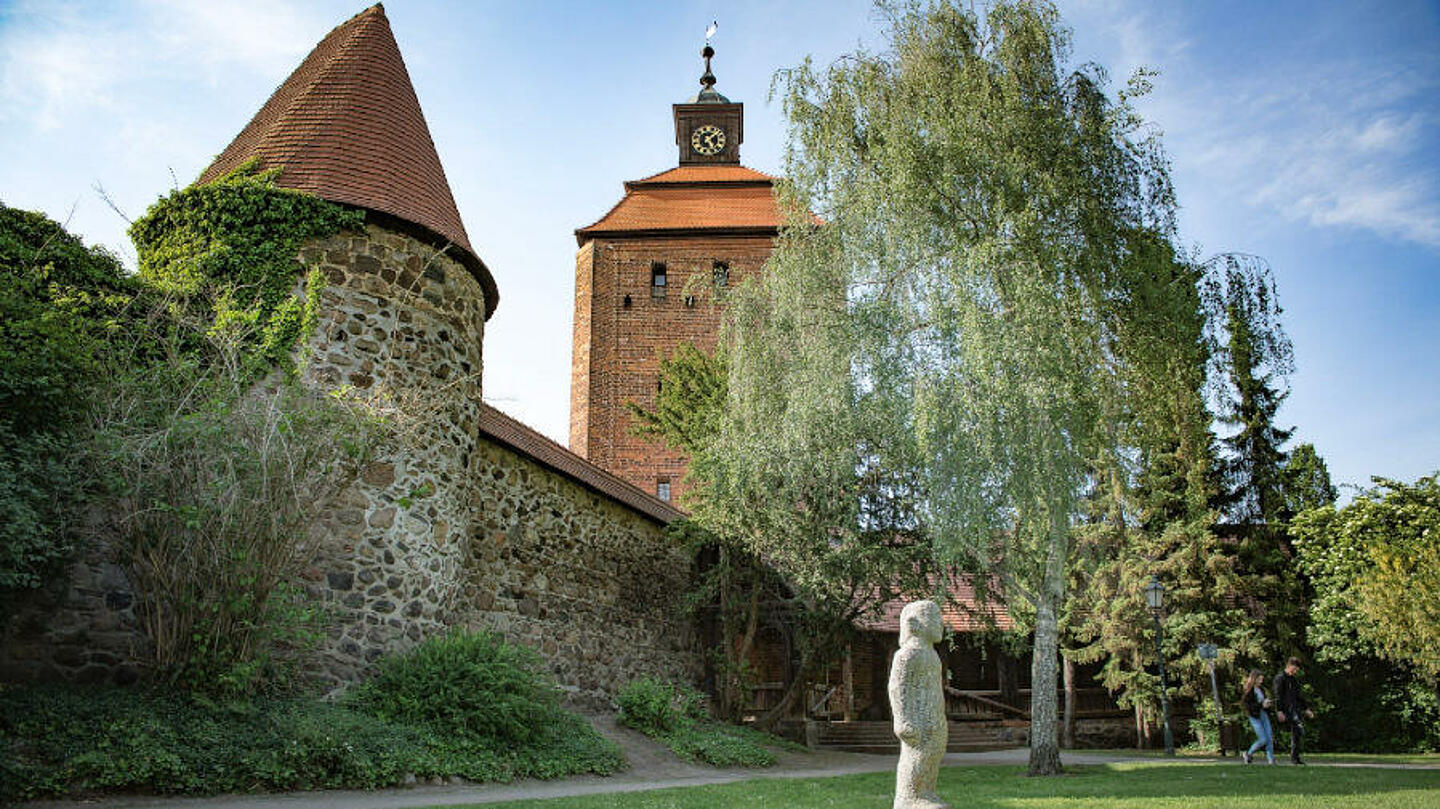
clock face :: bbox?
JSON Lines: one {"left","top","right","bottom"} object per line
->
{"left": 691, "top": 124, "right": 726, "bottom": 156}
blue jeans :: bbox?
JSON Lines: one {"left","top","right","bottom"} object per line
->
{"left": 1247, "top": 712, "right": 1274, "bottom": 761}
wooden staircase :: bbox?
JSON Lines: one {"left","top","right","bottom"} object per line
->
{"left": 809, "top": 720, "right": 1027, "bottom": 754}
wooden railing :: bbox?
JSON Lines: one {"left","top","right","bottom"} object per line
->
{"left": 945, "top": 687, "right": 1125, "bottom": 720}
{"left": 945, "top": 686, "right": 1030, "bottom": 719}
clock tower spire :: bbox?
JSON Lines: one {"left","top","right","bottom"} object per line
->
{"left": 572, "top": 27, "right": 785, "bottom": 502}
{"left": 674, "top": 38, "right": 743, "bottom": 165}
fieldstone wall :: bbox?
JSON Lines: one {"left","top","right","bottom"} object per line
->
{"left": 0, "top": 527, "right": 145, "bottom": 685}
{"left": 300, "top": 224, "right": 487, "bottom": 688}
{"left": 458, "top": 434, "right": 699, "bottom": 707}
{"left": 300, "top": 223, "right": 699, "bottom": 702}
{"left": 2, "top": 222, "right": 700, "bottom": 704}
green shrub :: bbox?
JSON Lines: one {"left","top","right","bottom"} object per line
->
{"left": 0, "top": 671, "right": 625, "bottom": 801}
{"left": 347, "top": 630, "right": 561, "bottom": 743}
{"left": 616, "top": 678, "right": 795, "bottom": 767}
{"left": 0, "top": 205, "right": 133, "bottom": 595}
{"left": 617, "top": 676, "right": 705, "bottom": 734}
{"left": 0, "top": 684, "right": 428, "bottom": 801}
{"left": 347, "top": 631, "right": 625, "bottom": 780}
{"left": 0, "top": 204, "right": 133, "bottom": 435}
{"left": 0, "top": 427, "right": 81, "bottom": 592}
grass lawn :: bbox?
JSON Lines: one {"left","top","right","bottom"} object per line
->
{"left": 1305, "top": 752, "right": 1440, "bottom": 767}
{"left": 452, "top": 762, "right": 1440, "bottom": 809}
{"left": 1079, "top": 748, "right": 1440, "bottom": 767}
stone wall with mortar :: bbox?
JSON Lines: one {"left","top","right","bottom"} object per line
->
{"left": 296, "top": 223, "right": 700, "bottom": 702}
{"left": 0, "top": 525, "right": 146, "bottom": 685}
{"left": 1, "top": 222, "right": 701, "bottom": 703}
{"left": 299, "top": 223, "right": 487, "bottom": 689}
{"left": 458, "top": 432, "right": 699, "bottom": 707}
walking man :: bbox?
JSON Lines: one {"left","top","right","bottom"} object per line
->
{"left": 1272, "top": 657, "right": 1315, "bottom": 765}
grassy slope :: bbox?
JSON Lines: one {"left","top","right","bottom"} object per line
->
{"left": 457, "top": 762, "right": 1440, "bottom": 809}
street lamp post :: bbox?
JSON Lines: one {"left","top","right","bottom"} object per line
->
{"left": 1198, "top": 643, "right": 1225, "bottom": 755}
{"left": 1145, "top": 576, "right": 1176, "bottom": 756}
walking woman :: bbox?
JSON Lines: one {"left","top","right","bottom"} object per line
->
{"left": 1241, "top": 669, "right": 1276, "bottom": 764}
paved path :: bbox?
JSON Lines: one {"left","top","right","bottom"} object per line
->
{"left": 25, "top": 730, "right": 1438, "bottom": 809}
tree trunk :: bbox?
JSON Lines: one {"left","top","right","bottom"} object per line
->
{"left": 717, "top": 545, "right": 735, "bottom": 719}
{"left": 1062, "top": 655, "right": 1076, "bottom": 749}
{"left": 843, "top": 643, "right": 856, "bottom": 721}
{"left": 1134, "top": 701, "right": 1148, "bottom": 749}
{"left": 998, "top": 651, "right": 1019, "bottom": 710}
{"left": 1028, "top": 518, "right": 1068, "bottom": 776}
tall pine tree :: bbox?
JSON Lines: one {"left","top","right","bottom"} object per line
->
{"left": 1204, "top": 253, "right": 1303, "bottom": 657}
{"left": 1207, "top": 254, "right": 1294, "bottom": 525}
{"left": 1067, "top": 238, "right": 1260, "bottom": 746}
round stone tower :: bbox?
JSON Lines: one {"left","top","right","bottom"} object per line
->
{"left": 195, "top": 4, "right": 499, "bottom": 685}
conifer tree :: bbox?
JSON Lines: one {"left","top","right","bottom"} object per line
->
{"left": 1203, "top": 253, "right": 1304, "bottom": 655}
{"left": 1206, "top": 254, "right": 1295, "bottom": 525}
{"left": 1281, "top": 442, "right": 1337, "bottom": 518}
{"left": 1066, "top": 239, "right": 1260, "bottom": 744}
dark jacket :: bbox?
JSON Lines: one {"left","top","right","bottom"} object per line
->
{"left": 1242, "top": 687, "right": 1268, "bottom": 719}
{"left": 1272, "top": 670, "right": 1308, "bottom": 718}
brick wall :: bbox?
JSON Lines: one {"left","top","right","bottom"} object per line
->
{"left": 569, "top": 233, "right": 776, "bottom": 502}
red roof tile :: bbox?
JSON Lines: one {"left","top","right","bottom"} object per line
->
{"left": 197, "top": 4, "right": 498, "bottom": 319}
{"left": 630, "top": 165, "right": 778, "bottom": 185}
{"left": 576, "top": 164, "right": 790, "bottom": 243}
{"left": 857, "top": 576, "right": 1014, "bottom": 634}
{"left": 479, "top": 404, "right": 685, "bottom": 525}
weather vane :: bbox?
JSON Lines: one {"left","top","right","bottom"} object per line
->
{"left": 706, "top": 21, "right": 717, "bottom": 42}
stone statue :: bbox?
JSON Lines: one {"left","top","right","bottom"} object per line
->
{"left": 888, "top": 599, "right": 949, "bottom": 809}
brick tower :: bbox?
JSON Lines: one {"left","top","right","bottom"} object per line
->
{"left": 569, "top": 41, "right": 786, "bottom": 502}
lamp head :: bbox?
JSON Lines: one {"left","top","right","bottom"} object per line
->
{"left": 1144, "top": 576, "right": 1165, "bottom": 613}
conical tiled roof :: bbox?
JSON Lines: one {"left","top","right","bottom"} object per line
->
{"left": 197, "top": 4, "right": 498, "bottom": 319}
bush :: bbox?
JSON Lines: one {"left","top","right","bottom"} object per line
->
{"left": 617, "top": 676, "right": 707, "bottom": 735}
{"left": 0, "top": 205, "right": 132, "bottom": 595}
{"left": 347, "top": 631, "right": 625, "bottom": 779}
{"left": 0, "top": 657, "right": 627, "bottom": 802}
{"left": 97, "top": 370, "right": 376, "bottom": 696}
{"left": 616, "top": 678, "right": 796, "bottom": 767}
{"left": 0, "top": 427, "right": 82, "bottom": 592}
{"left": 348, "top": 630, "right": 561, "bottom": 743}
{"left": 0, "top": 684, "right": 428, "bottom": 801}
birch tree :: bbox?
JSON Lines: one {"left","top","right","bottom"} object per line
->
{"left": 705, "top": 0, "right": 1179, "bottom": 775}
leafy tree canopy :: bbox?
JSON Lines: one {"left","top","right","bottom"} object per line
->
{"left": 0, "top": 204, "right": 133, "bottom": 434}
{"left": 1282, "top": 442, "right": 1338, "bottom": 517}
{"left": 709, "top": 0, "right": 1181, "bottom": 773}
{"left": 1293, "top": 473, "right": 1440, "bottom": 680}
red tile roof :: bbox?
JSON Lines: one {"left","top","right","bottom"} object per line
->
{"left": 576, "top": 164, "right": 792, "bottom": 243}
{"left": 479, "top": 404, "right": 685, "bottom": 525}
{"left": 631, "top": 165, "right": 778, "bottom": 185}
{"left": 197, "top": 4, "right": 498, "bottom": 319}
{"left": 857, "top": 577, "right": 1014, "bottom": 634}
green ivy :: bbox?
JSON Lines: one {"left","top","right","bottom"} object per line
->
{"left": 0, "top": 205, "right": 134, "bottom": 595}
{"left": 128, "top": 161, "right": 364, "bottom": 380}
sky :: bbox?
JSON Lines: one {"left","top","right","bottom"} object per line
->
{"left": 1, "top": 0, "right": 1437, "bottom": 497}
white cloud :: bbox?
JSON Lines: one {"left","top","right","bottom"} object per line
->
{"left": 0, "top": 4, "right": 130, "bottom": 130}
{"left": 1206, "top": 62, "right": 1440, "bottom": 248}
{"left": 141, "top": 0, "right": 328, "bottom": 83}
{"left": 1066, "top": 1, "right": 1440, "bottom": 250}
{"left": 0, "top": 0, "right": 330, "bottom": 133}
